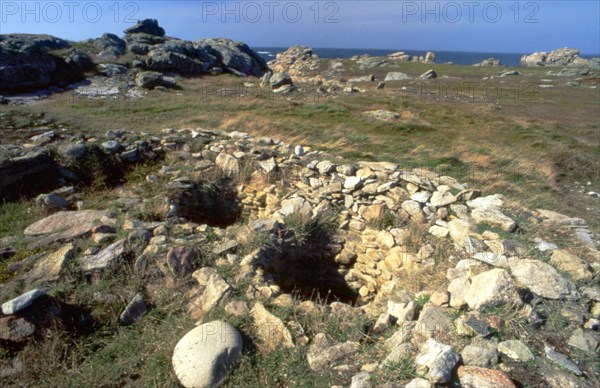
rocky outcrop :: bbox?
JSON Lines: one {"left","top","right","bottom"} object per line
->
{"left": 0, "top": 34, "right": 92, "bottom": 93}
{"left": 90, "top": 33, "right": 126, "bottom": 58}
{"left": 388, "top": 51, "right": 436, "bottom": 64}
{"left": 196, "top": 38, "right": 268, "bottom": 77}
{"left": 520, "top": 47, "right": 598, "bottom": 69}
{"left": 0, "top": 19, "right": 268, "bottom": 95}
{"left": 124, "top": 19, "right": 165, "bottom": 37}
{"left": 473, "top": 57, "right": 503, "bottom": 67}
{"left": 268, "top": 46, "right": 320, "bottom": 78}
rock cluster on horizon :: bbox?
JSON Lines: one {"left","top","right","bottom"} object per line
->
{"left": 0, "top": 19, "right": 268, "bottom": 94}
{"left": 520, "top": 47, "right": 600, "bottom": 69}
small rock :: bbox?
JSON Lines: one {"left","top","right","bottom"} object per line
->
{"left": 0, "top": 316, "right": 36, "bottom": 342}
{"left": 78, "top": 239, "right": 127, "bottom": 271}
{"left": 166, "top": 246, "right": 198, "bottom": 277}
{"left": 498, "top": 340, "right": 534, "bottom": 362}
{"left": 120, "top": 294, "right": 147, "bottom": 325}
{"left": 456, "top": 313, "right": 490, "bottom": 336}
{"left": 1, "top": 289, "right": 47, "bottom": 315}
{"left": 350, "top": 371, "right": 372, "bottom": 388}
{"left": 461, "top": 338, "right": 498, "bottom": 368}
{"left": 307, "top": 333, "right": 360, "bottom": 371}
{"left": 251, "top": 302, "right": 294, "bottom": 353}
{"left": 102, "top": 140, "right": 120, "bottom": 153}
{"left": 457, "top": 366, "right": 516, "bottom": 388}
{"left": 35, "top": 193, "right": 70, "bottom": 211}
{"left": 567, "top": 328, "right": 598, "bottom": 353}
{"left": 415, "top": 338, "right": 460, "bottom": 384}
{"left": 544, "top": 344, "right": 582, "bottom": 376}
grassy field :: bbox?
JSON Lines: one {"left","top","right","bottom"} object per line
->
{"left": 2, "top": 60, "right": 598, "bottom": 233}
{"left": 0, "top": 59, "right": 599, "bottom": 387}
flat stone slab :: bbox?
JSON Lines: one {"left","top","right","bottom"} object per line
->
{"left": 24, "top": 210, "right": 106, "bottom": 249}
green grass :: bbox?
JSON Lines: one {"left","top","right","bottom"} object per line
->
{"left": 0, "top": 200, "right": 36, "bottom": 238}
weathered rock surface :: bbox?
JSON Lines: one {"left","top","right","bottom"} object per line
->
{"left": 520, "top": 47, "right": 597, "bottom": 69}
{"left": 77, "top": 239, "right": 127, "bottom": 271}
{"left": 119, "top": 294, "right": 147, "bottom": 324}
{"left": 457, "top": 366, "right": 516, "bottom": 387}
{"left": 172, "top": 321, "right": 242, "bottom": 388}
{"left": 498, "top": 340, "right": 534, "bottom": 362}
{"left": 384, "top": 72, "right": 412, "bottom": 81}
{"left": 0, "top": 316, "right": 36, "bottom": 342}
{"left": 25, "top": 243, "right": 75, "bottom": 283}
{"left": 24, "top": 210, "right": 105, "bottom": 238}
{"left": 268, "top": 46, "right": 320, "bottom": 78}
{"left": 0, "top": 149, "right": 60, "bottom": 201}
{"left": 415, "top": 338, "right": 460, "bottom": 384}
{"left": 307, "top": 333, "right": 360, "bottom": 371}
{"left": 251, "top": 302, "right": 294, "bottom": 352}
{"left": 0, "top": 34, "right": 91, "bottom": 93}
{"left": 464, "top": 269, "right": 521, "bottom": 310}
{"left": 510, "top": 259, "right": 579, "bottom": 300}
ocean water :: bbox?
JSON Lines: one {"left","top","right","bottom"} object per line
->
{"left": 254, "top": 47, "right": 597, "bottom": 67}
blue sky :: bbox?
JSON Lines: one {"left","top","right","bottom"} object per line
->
{"left": 1, "top": 1, "right": 599, "bottom": 54}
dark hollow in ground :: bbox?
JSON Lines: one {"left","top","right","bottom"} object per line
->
{"left": 167, "top": 176, "right": 242, "bottom": 228}
{"left": 258, "top": 219, "right": 359, "bottom": 305}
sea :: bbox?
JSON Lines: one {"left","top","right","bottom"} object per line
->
{"left": 253, "top": 47, "right": 598, "bottom": 67}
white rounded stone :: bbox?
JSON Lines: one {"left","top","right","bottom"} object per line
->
{"left": 172, "top": 320, "right": 242, "bottom": 388}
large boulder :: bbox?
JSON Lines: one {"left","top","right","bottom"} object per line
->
{"left": 124, "top": 32, "right": 166, "bottom": 55}
{"left": 135, "top": 71, "right": 177, "bottom": 89}
{"left": 196, "top": 38, "right": 268, "bottom": 77}
{"left": 124, "top": 19, "right": 165, "bottom": 37}
{"left": 464, "top": 268, "right": 522, "bottom": 310}
{"left": 145, "top": 44, "right": 207, "bottom": 76}
{"left": 92, "top": 33, "right": 126, "bottom": 58}
{"left": 172, "top": 321, "right": 242, "bottom": 388}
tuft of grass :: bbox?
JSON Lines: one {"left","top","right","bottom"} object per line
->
{"left": 282, "top": 211, "right": 338, "bottom": 247}
{"left": 370, "top": 357, "right": 416, "bottom": 386}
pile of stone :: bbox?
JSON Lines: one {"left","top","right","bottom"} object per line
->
{"left": 267, "top": 46, "right": 320, "bottom": 80}
{"left": 1, "top": 127, "right": 598, "bottom": 387}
